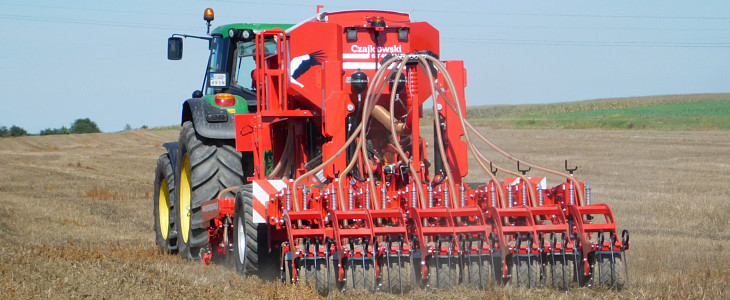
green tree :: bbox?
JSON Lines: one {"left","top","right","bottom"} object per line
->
{"left": 70, "top": 118, "right": 101, "bottom": 134}
{"left": 0, "top": 126, "right": 8, "bottom": 137}
{"left": 40, "top": 126, "right": 69, "bottom": 135}
{"left": 9, "top": 125, "right": 27, "bottom": 137}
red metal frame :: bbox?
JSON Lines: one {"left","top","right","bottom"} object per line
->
{"left": 195, "top": 9, "right": 629, "bottom": 290}
{"left": 199, "top": 197, "right": 236, "bottom": 264}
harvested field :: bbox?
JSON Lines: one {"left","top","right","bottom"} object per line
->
{"left": 0, "top": 128, "right": 728, "bottom": 299}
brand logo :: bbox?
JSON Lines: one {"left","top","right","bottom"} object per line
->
{"left": 350, "top": 44, "right": 403, "bottom": 55}
{"left": 343, "top": 44, "right": 404, "bottom": 69}
{"left": 290, "top": 50, "right": 326, "bottom": 88}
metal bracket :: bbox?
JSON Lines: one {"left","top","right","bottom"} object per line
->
{"left": 517, "top": 161, "right": 531, "bottom": 175}
{"left": 565, "top": 160, "right": 578, "bottom": 175}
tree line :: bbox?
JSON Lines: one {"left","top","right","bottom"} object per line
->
{"left": 0, "top": 118, "right": 101, "bottom": 138}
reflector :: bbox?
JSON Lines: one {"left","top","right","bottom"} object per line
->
{"left": 214, "top": 93, "right": 235, "bottom": 107}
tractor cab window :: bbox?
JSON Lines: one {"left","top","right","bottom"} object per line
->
{"left": 206, "top": 36, "right": 230, "bottom": 95}
{"left": 232, "top": 41, "right": 256, "bottom": 92}
{"left": 230, "top": 39, "right": 278, "bottom": 101}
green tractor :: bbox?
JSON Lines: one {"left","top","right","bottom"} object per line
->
{"left": 153, "top": 8, "right": 291, "bottom": 259}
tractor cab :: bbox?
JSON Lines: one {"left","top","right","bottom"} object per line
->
{"left": 206, "top": 25, "right": 286, "bottom": 110}
{"left": 167, "top": 8, "right": 291, "bottom": 114}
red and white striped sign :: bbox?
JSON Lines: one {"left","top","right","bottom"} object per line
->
{"left": 252, "top": 180, "right": 287, "bottom": 223}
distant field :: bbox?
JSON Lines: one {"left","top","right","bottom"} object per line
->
{"left": 502, "top": 100, "right": 730, "bottom": 130}
{"left": 426, "top": 93, "right": 730, "bottom": 130}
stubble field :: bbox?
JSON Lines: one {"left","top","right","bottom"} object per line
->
{"left": 0, "top": 127, "right": 728, "bottom": 299}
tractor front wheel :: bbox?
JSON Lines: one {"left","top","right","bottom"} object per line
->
{"left": 153, "top": 154, "right": 176, "bottom": 253}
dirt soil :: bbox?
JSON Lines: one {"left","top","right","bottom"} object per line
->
{"left": 0, "top": 128, "right": 728, "bottom": 299}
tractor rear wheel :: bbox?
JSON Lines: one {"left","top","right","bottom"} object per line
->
{"left": 153, "top": 154, "right": 177, "bottom": 253}
{"left": 175, "top": 121, "right": 244, "bottom": 260}
{"left": 233, "top": 185, "right": 268, "bottom": 275}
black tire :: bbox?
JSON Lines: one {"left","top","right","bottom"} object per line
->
{"left": 596, "top": 253, "right": 626, "bottom": 290}
{"left": 346, "top": 258, "right": 377, "bottom": 292}
{"left": 513, "top": 255, "right": 543, "bottom": 288}
{"left": 427, "top": 256, "right": 459, "bottom": 290}
{"left": 548, "top": 255, "right": 575, "bottom": 290}
{"left": 153, "top": 154, "right": 177, "bottom": 252}
{"left": 301, "top": 257, "right": 338, "bottom": 295}
{"left": 233, "top": 185, "right": 268, "bottom": 275}
{"left": 175, "top": 121, "right": 244, "bottom": 260}
{"left": 382, "top": 255, "right": 414, "bottom": 293}
{"left": 464, "top": 256, "right": 490, "bottom": 290}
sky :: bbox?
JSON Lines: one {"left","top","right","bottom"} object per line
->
{"left": 0, "top": 0, "right": 728, "bottom": 133}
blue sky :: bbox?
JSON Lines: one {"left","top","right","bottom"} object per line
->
{"left": 1, "top": 0, "right": 728, "bottom": 133}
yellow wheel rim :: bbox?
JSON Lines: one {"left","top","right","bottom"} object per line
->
{"left": 179, "top": 154, "right": 192, "bottom": 243}
{"left": 158, "top": 179, "right": 170, "bottom": 239}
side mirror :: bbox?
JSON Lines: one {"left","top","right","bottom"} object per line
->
{"left": 167, "top": 37, "right": 183, "bottom": 60}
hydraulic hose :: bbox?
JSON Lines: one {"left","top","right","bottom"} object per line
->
{"left": 416, "top": 56, "right": 506, "bottom": 206}
{"left": 385, "top": 56, "right": 427, "bottom": 208}
{"left": 424, "top": 56, "right": 535, "bottom": 206}
{"left": 426, "top": 81, "right": 535, "bottom": 207}
{"left": 292, "top": 55, "right": 402, "bottom": 211}
{"left": 268, "top": 120, "right": 295, "bottom": 179}
{"left": 292, "top": 121, "right": 363, "bottom": 211}
{"left": 416, "top": 56, "right": 458, "bottom": 207}
{"left": 465, "top": 121, "right": 584, "bottom": 204}
{"left": 355, "top": 58, "right": 403, "bottom": 208}
{"left": 292, "top": 52, "right": 584, "bottom": 213}
{"left": 341, "top": 57, "right": 403, "bottom": 209}
{"left": 424, "top": 55, "right": 583, "bottom": 206}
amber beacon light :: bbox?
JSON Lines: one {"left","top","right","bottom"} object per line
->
{"left": 204, "top": 8, "right": 214, "bottom": 33}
